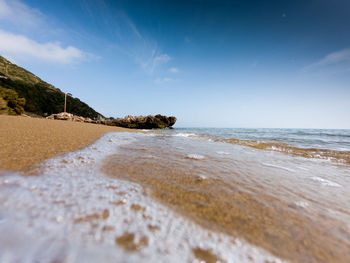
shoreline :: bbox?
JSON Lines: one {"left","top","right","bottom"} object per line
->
{"left": 0, "top": 119, "right": 349, "bottom": 262}
{"left": 0, "top": 131, "right": 282, "bottom": 263}
{"left": 0, "top": 115, "right": 137, "bottom": 171}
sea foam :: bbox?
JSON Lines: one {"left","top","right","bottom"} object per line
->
{"left": 185, "top": 154, "right": 205, "bottom": 160}
{"left": 310, "top": 177, "right": 342, "bottom": 187}
{"left": 173, "top": 133, "right": 196, "bottom": 138}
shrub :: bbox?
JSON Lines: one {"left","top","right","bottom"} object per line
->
{"left": 0, "top": 86, "right": 26, "bottom": 115}
{"left": 0, "top": 97, "right": 7, "bottom": 113}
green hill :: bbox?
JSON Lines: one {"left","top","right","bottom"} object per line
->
{"left": 0, "top": 56, "right": 102, "bottom": 119}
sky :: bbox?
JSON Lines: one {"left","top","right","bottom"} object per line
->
{"left": 0, "top": 0, "right": 350, "bottom": 128}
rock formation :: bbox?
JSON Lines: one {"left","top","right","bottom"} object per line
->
{"left": 47, "top": 112, "right": 94, "bottom": 123}
{"left": 106, "top": 114, "right": 177, "bottom": 129}
{"left": 47, "top": 112, "right": 177, "bottom": 129}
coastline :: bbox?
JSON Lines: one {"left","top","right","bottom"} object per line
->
{"left": 0, "top": 115, "right": 136, "bottom": 171}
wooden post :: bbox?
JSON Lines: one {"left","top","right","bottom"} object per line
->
{"left": 64, "top": 93, "right": 67, "bottom": 112}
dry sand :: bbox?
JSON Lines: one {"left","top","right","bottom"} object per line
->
{"left": 0, "top": 115, "right": 135, "bottom": 171}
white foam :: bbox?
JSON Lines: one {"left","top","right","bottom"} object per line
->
{"left": 0, "top": 132, "right": 283, "bottom": 263}
{"left": 310, "top": 177, "right": 342, "bottom": 187}
{"left": 196, "top": 174, "right": 208, "bottom": 181}
{"left": 185, "top": 154, "right": 205, "bottom": 160}
{"left": 261, "top": 163, "right": 296, "bottom": 172}
{"left": 295, "top": 201, "right": 310, "bottom": 208}
{"left": 216, "top": 151, "right": 230, "bottom": 155}
{"left": 174, "top": 133, "right": 196, "bottom": 138}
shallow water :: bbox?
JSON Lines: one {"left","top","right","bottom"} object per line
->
{"left": 1, "top": 129, "right": 350, "bottom": 262}
{"left": 0, "top": 132, "right": 282, "bottom": 263}
{"left": 102, "top": 132, "right": 350, "bottom": 263}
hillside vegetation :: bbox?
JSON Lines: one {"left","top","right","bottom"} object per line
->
{"left": 0, "top": 86, "right": 26, "bottom": 115}
{"left": 0, "top": 56, "right": 101, "bottom": 118}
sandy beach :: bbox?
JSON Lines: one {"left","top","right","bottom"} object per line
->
{"left": 0, "top": 115, "right": 134, "bottom": 171}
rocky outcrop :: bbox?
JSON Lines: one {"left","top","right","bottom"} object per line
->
{"left": 106, "top": 114, "right": 177, "bottom": 129}
{"left": 47, "top": 112, "right": 177, "bottom": 129}
{"left": 47, "top": 112, "right": 94, "bottom": 123}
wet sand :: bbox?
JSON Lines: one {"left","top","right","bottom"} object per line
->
{"left": 102, "top": 137, "right": 350, "bottom": 263}
{"left": 0, "top": 115, "right": 134, "bottom": 171}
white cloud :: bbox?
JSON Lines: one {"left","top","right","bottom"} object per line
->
{"left": 169, "top": 67, "right": 179, "bottom": 73}
{"left": 305, "top": 48, "right": 350, "bottom": 70}
{"left": 0, "top": 0, "right": 44, "bottom": 28}
{"left": 0, "top": 30, "right": 87, "bottom": 64}
{"left": 154, "top": 77, "right": 174, "bottom": 84}
{"left": 0, "top": 0, "right": 93, "bottom": 64}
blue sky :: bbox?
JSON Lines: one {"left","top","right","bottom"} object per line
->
{"left": 0, "top": 0, "right": 350, "bottom": 128}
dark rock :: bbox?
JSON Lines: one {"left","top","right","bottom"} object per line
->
{"left": 46, "top": 112, "right": 177, "bottom": 129}
{"left": 107, "top": 114, "right": 177, "bottom": 129}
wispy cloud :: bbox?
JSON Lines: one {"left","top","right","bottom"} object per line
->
{"left": 169, "top": 67, "right": 179, "bottom": 73}
{"left": 0, "top": 30, "right": 88, "bottom": 64}
{"left": 154, "top": 77, "right": 174, "bottom": 84}
{"left": 0, "top": 0, "right": 44, "bottom": 28}
{"left": 119, "top": 11, "right": 143, "bottom": 40}
{"left": 134, "top": 48, "right": 171, "bottom": 74}
{"left": 305, "top": 48, "right": 350, "bottom": 71}
{"left": 150, "top": 53, "right": 171, "bottom": 72}
{"left": 78, "top": 0, "right": 175, "bottom": 74}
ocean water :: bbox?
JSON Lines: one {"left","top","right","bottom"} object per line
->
{"left": 1, "top": 128, "right": 350, "bottom": 262}
{"left": 162, "top": 127, "right": 350, "bottom": 150}
{"left": 160, "top": 128, "right": 350, "bottom": 164}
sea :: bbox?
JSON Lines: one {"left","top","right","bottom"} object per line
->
{"left": 0, "top": 128, "right": 350, "bottom": 262}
